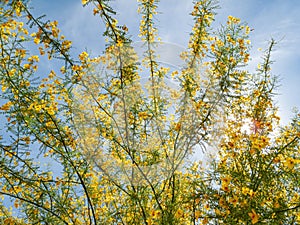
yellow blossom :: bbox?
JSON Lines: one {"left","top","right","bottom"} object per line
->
{"left": 175, "top": 208, "right": 184, "bottom": 218}
{"left": 284, "top": 157, "right": 295, "bottom": 169}
{"left": 221, "top": 176, "right": 231, "bottom": 185}
{"left": 82, "top": 0, "right": 89, "bottom": 5}
{"left": 34, "top": 37, "right": 40, "bottom": 44}
{"left": 248, "top": 209, "right": 259, "bottom": 224}
{"left": 229, "top": 195, "right": 239, "bottom": 207}
{"left": 79, "top": 51, "right": 89, "bottom": 61}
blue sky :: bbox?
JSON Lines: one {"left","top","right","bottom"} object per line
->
{"left": 28, "top": 0, "right": 300, "bottom": 124}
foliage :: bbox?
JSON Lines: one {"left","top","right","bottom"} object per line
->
{"left": 0, "top": 0, "right": 299, "bottom": 224}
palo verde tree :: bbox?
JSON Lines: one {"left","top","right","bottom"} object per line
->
{"left": 0, "top": 0, "right": 299, "bottom": 224}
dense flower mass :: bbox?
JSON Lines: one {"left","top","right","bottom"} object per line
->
{"left": 0, "top": 0, "right": 299, "bottom": 224}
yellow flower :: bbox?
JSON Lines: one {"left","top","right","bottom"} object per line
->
{"left": 284, "top": 157, "right": 295, "bottom": 169}
{"left": 61, "top": 40, "right": 72, "bottom": 51}
{"left": 28, "top": 55, "right": 39, "bottom": 62}
{"left": 23, "top": 136, "right": 30, "bottom": 145}
{"left": 2, "top": 85, "right": 7, "bottom": 92}
{"left": 227, "top": 15, "right": 240, "bottom": 24}
{"left": 79, "top": 51, "right": 89, "bottom": 61}
{"left": 175, "top": 208, "right": 184, "bottom": 218}
{"left": 274, "top": 201, "right": 280, "bottom": 208}
{"left": 195, "top": 210, "right": 201, "bottom": 219}
{"left": 249, "top": 189, "right": 255, "bottom": 198}
{"left": 82, "top": 0, "right": 89, "bottom": 5}
{"left": 229, "top": 195, "right": 239, "bottom": 207}
{"left": 202, "top": 217, "right": 209, "bottom": 224}
{"left": 248, "top": 209, "right": 259, "bottom": 224}
{"left": 150, "top": 210, "right": 161, "bottom": 219}
{"left": 116, "top": 39, "right": 123, "bottom": 47}
{"left": 174, "top": 122, "right": 181, "bottom": 132}
{"left": 219, "top": 197, "right": 227, "bottom": 208}
{"left": 221, "top": 176, "right": 232, "bottom": 192}
{"left": 34, "top": 37, "right": 40, "bottom": 44}
{"left": 24, "top": 64, "right": 31, "bottom": 69}
{"left": 138, "top": 111, "right": 149, "bottom": 120}
{"left": 204, "top": 204, "right": 210, "bottom": 211}
{"left": 48, "top": 70, "right": 56, "bottom": 79}
{"left": 221, "top": 176, "right": 232, "bottom": 185}
{"left": 0, "top": 102, "right": 12, "bottom": 111}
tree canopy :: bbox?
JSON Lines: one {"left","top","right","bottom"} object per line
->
{"left": 0, "top": 0, "right": 299, "bottom": 224}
